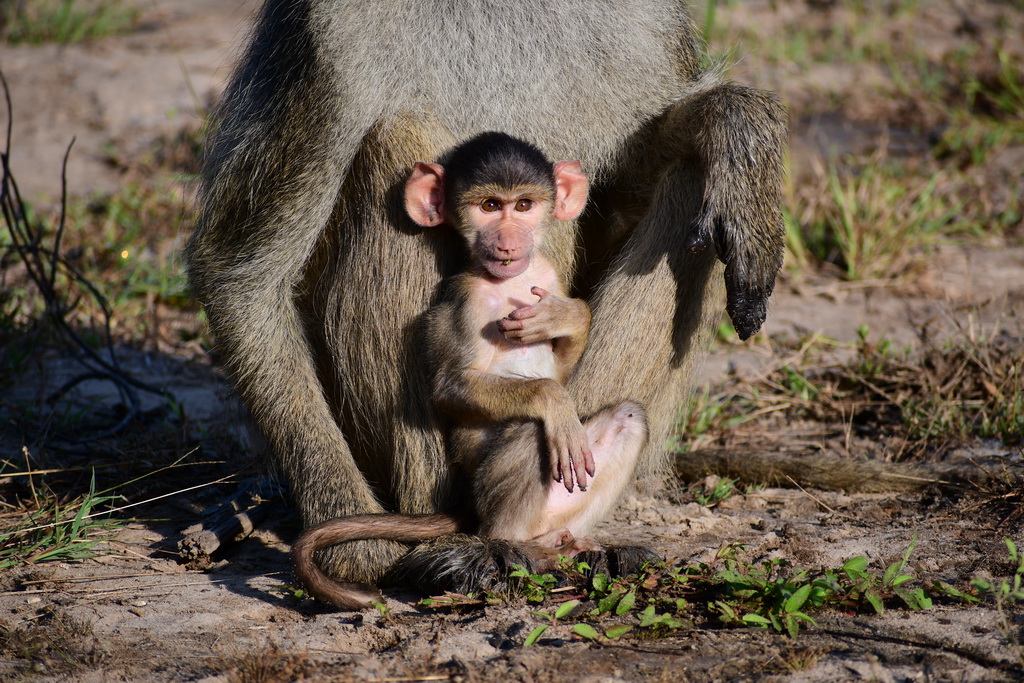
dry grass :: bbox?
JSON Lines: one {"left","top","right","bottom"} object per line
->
{"left": 0, "top": 607, "right": 106, "bottom": 676}
{"left": 964, "top": 464, "right": 1024, "bottom": 527}
{"left": 685, "top": 325, "right": 1024, "bottom": 461}
{"left": 216, "top": 643, "right": 317, "bottom": 683}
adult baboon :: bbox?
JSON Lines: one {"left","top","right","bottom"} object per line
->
{"left": 185, "top": 1, "right": 786, "bottom": 593}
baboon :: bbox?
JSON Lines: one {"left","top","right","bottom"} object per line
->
{"left": 293, "top": 133, "right": 648, "bottom": 609}
{"left": 185, "top": 1, "right": 787, "bottom": 596}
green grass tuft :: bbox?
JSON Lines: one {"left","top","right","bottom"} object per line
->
{"left": 0, "top": 470, "right": 124, "bottom": 570}
{"left": 1, "top": 0, "right": 138, "bottom": 45}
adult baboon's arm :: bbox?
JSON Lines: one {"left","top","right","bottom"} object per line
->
{"left": 654, "top": 80, "right": 788, "bottom": 341}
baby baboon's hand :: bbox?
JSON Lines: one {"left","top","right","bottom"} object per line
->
{"left": 498, "top": 287, "right": 589, "bottom": 344}
{"left": 545, "top": 415, "right": 595, "bottom": 493}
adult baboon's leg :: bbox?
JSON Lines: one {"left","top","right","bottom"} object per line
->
{"left": 569, "top": 161, "right": 722, "bottom": 482}
{"left": 571, "top": 79, "right": 787, "bottom": 480}
{"left": 658, "top": 82, "right": 788, "bottom": 341}
{"left": 185, "top": 2, "right": 411, "bottom": 584}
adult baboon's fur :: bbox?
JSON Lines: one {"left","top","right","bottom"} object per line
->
{"left": 185, "top": 0, "right": 787, "bottom": 589}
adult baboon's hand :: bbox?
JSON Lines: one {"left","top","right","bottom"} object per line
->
{"left": 685, "top": 208, "right": 784, "bottom": 342}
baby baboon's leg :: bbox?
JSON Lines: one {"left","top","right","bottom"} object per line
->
{"left": 476, "top": 401, "right": 648, "bottom": 542}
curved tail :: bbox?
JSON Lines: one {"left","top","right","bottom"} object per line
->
{"left": 292, "top": 513, "right": 466, "bottom": 610}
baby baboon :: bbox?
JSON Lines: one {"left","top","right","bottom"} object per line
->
{"left": 293, "top": 133, "right": 647, "bottom": 609}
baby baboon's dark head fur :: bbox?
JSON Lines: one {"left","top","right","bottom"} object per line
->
{"left": 442, "top": 132, "right": 555, "bottom": 210}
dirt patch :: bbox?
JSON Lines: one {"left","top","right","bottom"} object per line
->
{"left": 2, "top": 1, "right": 1023, "bottom": 681}
{"left": 2, "top": 481, "right": 1021, "bottom": 681}
{"left": 1, "top": 0, "right": 252, "bottom": 205}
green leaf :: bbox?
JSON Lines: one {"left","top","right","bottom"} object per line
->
{"left": 891, "top": 574, "right": 913, "bottom": 587}
{"left": 895, "top": 587, "right": 932, "bottom": 611}
{"left": 742, "top": 614, "right": 771, "bottom": 626}
{"left": 785, "top": 614, "right": 799, "bottom": 638}
{"left": 971, "top": 577, "right": 994, "bottom": 592}
{"left": 661, "top": 615, "right": 685, "bottom": 630}
{"left": 903, "top": 534, "right": 918, "bottom": 564}
{"left": 714, "top": 601, "right": 737, "bottom": 621}
{"left": 592, "top": 573, "right": 609, "bottom": 592}
{"left": 1006, "top": 538, "right": 1019, "bottom": 565}
{"left": 936, "top": 581, "right": 980, "bottom": 604}
{"left": 784, "top": 584, "right": 812, "bottom": 614}
{"left": 605, "top": 624, "right": 633, "bottom": 639}
{"left": 885, "top": 535, "right": 917, "bottom": 586}
{"left": 532, "top": 573, "right": 556, "bottom": 589}
{"left": 615, "top": 591, "right": 636, "bottom": 615}
{"left": 865, "top": 590, "right": 885, "bottom": 615}
{"left": 842, "top": 556, "right": 868, "bottom": 577}
{"left": 573, "top": 623, "right": 601, "bottom": 641}
{"left": 524, "top": 625, "right": 548, "bottom": 647}
{"left": 793, "top": 612, "right": 818, "bottom": 627}
{"left": 808, "top": 584, "right": 830, "bottom": 605}
{"left": 597, "top": 590, "right": 623, "bottom": 615}
{"left": 639, "top": 610, "right": 684, "bottom": 631}
{"left": 555, "top": 599, "right": 580, "bottom": 620}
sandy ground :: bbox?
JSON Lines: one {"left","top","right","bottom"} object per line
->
{"left": 2, "top": 1, "right": 1023, "bottom": 680}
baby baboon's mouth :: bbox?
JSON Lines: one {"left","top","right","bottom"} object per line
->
{"left": 484, "top": 256, "right": 528, "bottom": 279}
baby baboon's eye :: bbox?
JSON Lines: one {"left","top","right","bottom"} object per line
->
{"left": 514, "top": 199, "right": 534, "bottom": 212}
{"left": 481, "top": 198, "right": 501, "bottom": 212}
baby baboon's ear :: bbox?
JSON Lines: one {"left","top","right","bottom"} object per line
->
{"left": 405, "top": 162, "right": 447, "bottom": 227}
{"left": 552, "top": 160, "right": 588, "bottom": 221}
